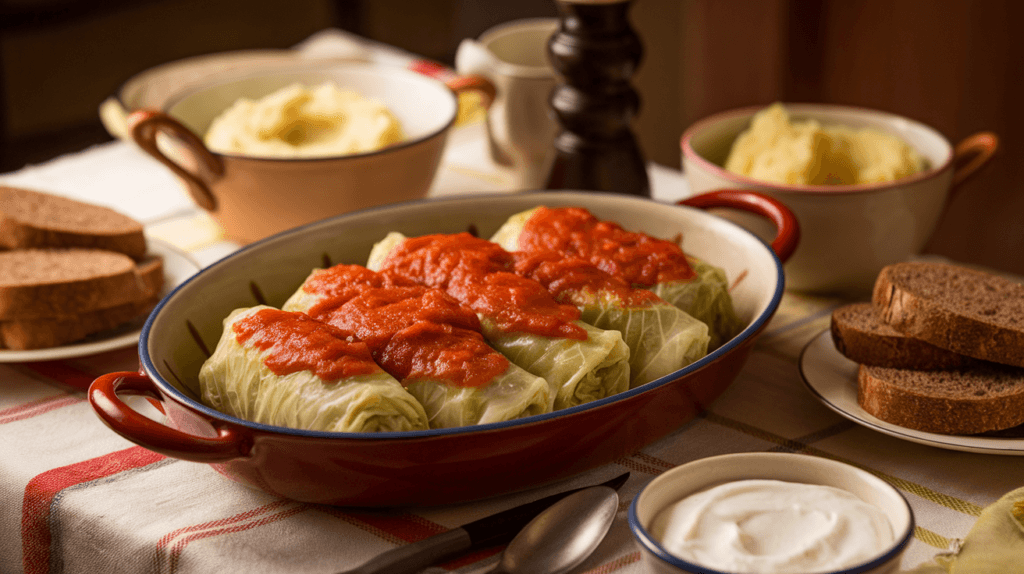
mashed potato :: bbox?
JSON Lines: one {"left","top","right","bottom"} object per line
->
{"left": 204, "top": 82, "right": 405, "bottom": 158}
{"left": 724, "top": 103, "right": 926, "bottom": 185}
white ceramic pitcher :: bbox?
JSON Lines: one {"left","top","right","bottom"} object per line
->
{"left": 456, "top": 18, "right": 560, "bottom": 189}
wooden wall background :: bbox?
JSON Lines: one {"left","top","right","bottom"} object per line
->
{"left": 2, "top": 0, "right": 1020, "bottom": 274}
{"left": 629, "top": 0, "right": 1023, "bottom": 276}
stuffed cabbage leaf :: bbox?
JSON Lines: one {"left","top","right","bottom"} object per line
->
{"left": 512, "top": 250, "right": 710, "bottom": 387}
{"left": 198, "top": 305, "right": 430, "bottom": 432}
{"left": 650, "top": 254, "right": 745, "bottom": 350}
{"left": 366, "top": 231, "right": 631, "bottom": 409}
{"left": 491, "top": 206, "right": 743, "bottom": 349}
{"left": 282, "top": 265, "right": 552, "bottom": 428}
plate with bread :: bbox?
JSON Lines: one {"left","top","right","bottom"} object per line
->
{"left": 800, "top": 261, "right": 1024, "bottom": 455}
{"left": 0, "top": 186, "right": 201, "bottom": 361}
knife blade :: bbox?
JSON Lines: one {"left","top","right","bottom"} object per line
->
{"left": 337, "top": 472, "right": 630, "bottom": 574}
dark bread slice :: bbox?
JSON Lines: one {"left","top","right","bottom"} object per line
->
{"left": 831, "top": 302, "right": 974, "bottom": 369}
{"left": 127, "top": 256, "right": 165, "bottom": 296}
{"left": 857, "top": 363, "right": 1024, "bottom": 434}
{"left": 873, "top": 262, "right": 1024, "bottom": 367}
{"left": 0, "top": 186, "right": 146, "bottom": 260}
{"left": 0, "top": 250, "right": 163, "bottom": 320}
{"left": 0, "top": 295, "right": 159, "bottom": 350}
{"left": 0, "top": 256, "right": 163, "bottom": 349}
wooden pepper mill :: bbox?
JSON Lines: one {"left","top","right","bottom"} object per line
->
{"left": 544, "top": 0, "right": 650, "bottom": 197}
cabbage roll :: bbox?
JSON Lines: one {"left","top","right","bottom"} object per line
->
{"left": 512, "top": 251, "right": 709, "bottom": 387}
{"left": 491, "top": 206, "right": 743, "bottom": 349}
{"left": 367, "top": 231, "right": 630, "bottom": 409}
{"left": 198, "top": 305, "right": 429, "bottom": 432}
{"left": 650, "top": 255, "right": 745, "bottom": 350}
{"left": 282, "top": 265, "right": 551, "bottom": 427}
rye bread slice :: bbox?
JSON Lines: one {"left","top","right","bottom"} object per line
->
{"left": 831, "top": 302, "right": 974, "bottom": 369}
{"left": 873, "top": 262, "right": 1024, "bottom": 367}
{"left": 0, "top": 186, "right": 146, "bottom": 260}
{"left": 0, "top": 294, "right": 160, "bottom": 350}
{"left": 857, "top": 363, "right": 1024, "bottom": 434}
{"left": 0, "top": 249, "right": 162, "bottom": 320}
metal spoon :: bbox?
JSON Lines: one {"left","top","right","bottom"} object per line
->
{"left": 486, "top": 485, "right": 619, "bottom": 574}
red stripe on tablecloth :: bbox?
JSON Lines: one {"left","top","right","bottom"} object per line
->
{"left": 156, "top": 503, "right": 453, "bottom": 572}
{"left": 321, "top": 508, "right": 504, "bottom": 571}
{"left": 0, "top": 395, "right": 82, "bottom": 424}
{"left": 22, "top": 446, "right": 166, "bottom": 574}
{"left": 323, "top": 507, "right": 448, "bottom": 544}
{"left": 324, "top": 507, "right": 503, "bottom": 570}
{"left": 21, "top": 361, "right": 100, "bottom": 392}
{"left": 164, "top": 504, "right": 310, "bottom": 574}
{"left": 155, "top": 499, "right": 293, "bottom": 551}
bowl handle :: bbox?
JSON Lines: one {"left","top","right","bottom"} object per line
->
{"left": 89, "top": 371, "right": 249, "bottom": 463}
{"left": 950, "top": 131, "right": 998, "bottom": 192}
{"left": 678, "top": 189, "right": 800, "bottom": 263}
{"left": 444, "top": 74, "right": 497, "bottom": 110}
{"left": 127, "top": 109, "right": 223, "bottom": 212}
{"left": 408, "top": 60, "right": 498, "bottom": 111}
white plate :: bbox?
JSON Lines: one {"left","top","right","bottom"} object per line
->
{"left": 799, "top": 329, "right": 1024, "bottom": 456}
{"left": 0, "top": 240, "right": 201, "bottom": 362}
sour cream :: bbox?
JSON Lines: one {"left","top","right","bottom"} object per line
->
{"left": 649, "top": 479, "right": 893, "bottom": 574}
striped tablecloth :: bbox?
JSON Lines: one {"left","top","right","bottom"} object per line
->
{"left": 1, "top": 29, "right": 1020, "bottom": 574}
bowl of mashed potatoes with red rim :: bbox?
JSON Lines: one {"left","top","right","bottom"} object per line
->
{"left": 126, "top": 62, "right": 494, "bottom": 244}
{"left": 681, "top": 102, "right": 998, "bottom": 295}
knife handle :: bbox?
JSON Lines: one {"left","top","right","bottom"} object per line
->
{"left": 336, "top": 528, "right": 472, "bottom": 574}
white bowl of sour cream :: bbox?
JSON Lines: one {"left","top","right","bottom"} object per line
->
{"left": 629, "top": 452, "right": 914, "bottom": 574}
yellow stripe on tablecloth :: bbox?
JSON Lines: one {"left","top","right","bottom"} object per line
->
{"left": 915, "top": 525, "right": 953, "bottom": 550}
{"left": 755, "top": 302, "right": 846, "bottom": 360}
{"left": 622, "top": 452, "right": 680, "bottom": 475}
{"left": 881, "top": 474, "right": 983, "bottom": 517}
{"left": 703, "top": 411, "right": 985, "bottom": 517}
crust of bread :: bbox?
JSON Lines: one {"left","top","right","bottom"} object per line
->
{"left": 858, "top": 363, "right": 1024, "bottom": 434}
{"left": 830, "top": 302, "right": 974, "bottom": 369}
{"left": 0, "top": 256, "right": 163, "bottom": 349}
{"left": 0, "top": 186, "right": 146, "bottom": 260}
{"left": 872, "top": 262, "right": 1024, "bottom": 367}
{"left": 0, "top": 250, "right": 164, "bottom": 320}
{"left": 0, "top": 295, "right": 159, "bottom": 350}
{"left": 0, "top": 188, "right": 160, "bottom": 348}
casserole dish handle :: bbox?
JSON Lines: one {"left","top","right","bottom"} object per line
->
{"left": 89, "top": 371, "right": 248, "bottom": 463}
{"left": 678, "top": 189, "right": 800, "bottom": 263}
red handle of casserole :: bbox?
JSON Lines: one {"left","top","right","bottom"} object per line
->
{"left": 89, "top": 371, "right": 248, "bottom": 463}
{"left": 678, "top": 189, "right": 800, "bottom": 263}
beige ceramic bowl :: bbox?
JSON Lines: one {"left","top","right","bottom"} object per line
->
{"left": 99, "top": 49, "right": 297, "bottom": 140}
{"left": 629, "top": 452, "right": 914, "bottom": 574}
{"left": 681, "top": 103, "right": 998, "bottom": 295}
{"left": 128, "top": 62, "right": 494, "bottom": 244}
